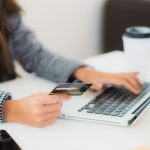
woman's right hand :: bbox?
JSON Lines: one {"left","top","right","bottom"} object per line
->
{"left": 3, "top": 92, "right": 70, "bottom": 127}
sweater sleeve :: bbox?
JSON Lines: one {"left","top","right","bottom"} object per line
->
{"left": 0, "top": 91, "right": 12, "bottom": 123}
{"left": 9, "top": 15, "right": 84, "bottom": 83}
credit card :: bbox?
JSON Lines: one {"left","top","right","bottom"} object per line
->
{"left": 49, "top": 83, "right": 92, "bottom": 96}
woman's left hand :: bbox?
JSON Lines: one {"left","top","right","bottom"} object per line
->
{"left": 74, "top": 67, "right": 144, "bottom": 95}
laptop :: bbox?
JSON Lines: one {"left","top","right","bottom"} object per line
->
{"left": 1, "top": 76, "right": 150, "bottom": 127}
{"left": 61, "top": 82, "right": 150, "bottom": 126}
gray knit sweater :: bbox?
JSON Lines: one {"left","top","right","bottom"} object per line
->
{"left": 0, "top": 14, "right": 83, "bottom": 123}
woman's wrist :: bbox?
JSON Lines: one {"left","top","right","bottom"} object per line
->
{"left": 74, "top": 67, "right": 94, "bottom": 81}
{"left": 3, "top": 100, "right": 20, "bottom": 122}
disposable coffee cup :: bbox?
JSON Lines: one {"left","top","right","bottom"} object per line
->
{"left": 122, "top": 26, "right": 150, "bottom": 81}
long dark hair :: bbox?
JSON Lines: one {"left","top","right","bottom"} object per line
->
{"left": 0, "top": 0, "right": 22, "bottom": 81}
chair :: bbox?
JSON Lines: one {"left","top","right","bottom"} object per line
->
{"left": 102, "top": 0, "right": 150, "bottom": 53}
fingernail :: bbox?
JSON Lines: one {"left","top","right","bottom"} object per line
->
{"left": 136, "top": 90, "right": 141, "bottom": 94}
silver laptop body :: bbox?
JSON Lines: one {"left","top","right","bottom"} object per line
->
{"left": 61, "top": 83, "right": 150, "bottom": 126}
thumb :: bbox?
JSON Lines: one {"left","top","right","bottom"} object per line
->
{"left": 91, "top": 83, "right": 103, "bottom": 91}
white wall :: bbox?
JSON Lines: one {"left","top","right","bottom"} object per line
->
{"left": 19, "top": 0, "right": 106, "bottom": 60}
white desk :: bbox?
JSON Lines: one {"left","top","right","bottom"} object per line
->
{"left": 0, "top": 51, "right": 150, "bottom": 150}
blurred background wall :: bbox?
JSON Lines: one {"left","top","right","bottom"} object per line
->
{"left": 19, "top": 0, "right": 107, "bottom": 60}
{"left": 18, "top": 0, "right": 150, "bottom": 60}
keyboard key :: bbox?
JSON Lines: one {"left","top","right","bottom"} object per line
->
{"left": 121, "top": 110, "right": 128, "bottom": 114}
{"left": 115, "top": 107, "right": 125, "bottom": 112}
{"left": 118, "top": 113, "right": 125, "bottom": 117}
{"left": 105, "top": 101, "right": 114, "bottom": 105}
{"left": 114, "top": 102, "right": 122, "bottom": 105}
{"left": 110, "top": 104, "right": 118, "bottom": 108}
{"left": 95, "top": 101, "right": 105, "bottom": 107}
{"left": 106, "top": 107, "right": 116, "bottom": 112}
{"left": 88, "top": 101, "right": 96, "bottom": 105}
{"left": 87, "top": 107, "right": 99, "bottom": 113}
{"left": 111, "top": 103, "right": 120, "bottom": 108}
{"left": 110, "top": 111, "right": 120, "bottom": 116}
{"left": 103, "top": 111, "right": 112, "bottom": 115}
{"left": 113, "top": 110, "right": 122, "bottom": 114}
{"left": 126, "top": 105, "right": 134, "bottom": 109}
{"left": 124, "top": 107, "right": 130, "bottom": 111}
{"left": 118, "top": 104, "right": 128, "bottom": 109}
{"left": 82, "top": 105, "right": 89, "bottom": 109}
{"left": 100, "top": 105, "right": 109, "bottom": 109}
{"left": 95, "top": 108, "right": 105, "bottom": 114}
{"left": 78, "top": 108, "right": 84, "bottom": 112}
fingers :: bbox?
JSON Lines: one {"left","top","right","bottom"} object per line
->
{"left": 40, "top": 119, "right": 57, "bottom": 127}
{"left": 132, "top": 75, "right": 144, "bottom": 86}
{"left": 91, "top": 82, "right": 104, "bottom": 91}
{"left": 89, "top": 76, "right": 141, "bottom": 94}
{"left": 32, "top": 118, "right": 57, "bottom": 128}
{"left": 119, "top": 74, "right": 141, "bottom": 89}
{"left": 42, "top": 102, "right": 62, "bottom": 113}
{"left": 40, "top": 111, "right": 61, "bottom": 121}
{"left": 90, "top": 75, "right": 142, "bottom": 94}
{"left": 118, "top": 79, "right": 141, "bottom": 94}
{"left": 106, "top": 76, "right": 140, "bottom": 94}
{"left": 49, "top": 94, "right": 70, "bottom": 104}
{"left": 117, "top": 72, "right": 144, "bottom": 86}
{"left": 33, "top": 111, "right": 61, "bottom": 127}
{"left": 127, "top": 77, "right": 139, "bottom": 89}
{"left": 116, "top": 73, "right": 144, "bottom": 94}
{"left": 38, "top": 94, "right": 70, "bottom": 105}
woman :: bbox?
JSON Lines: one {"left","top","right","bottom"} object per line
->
{"left": 0, "top": 0, "right": 143, "bottom": 127}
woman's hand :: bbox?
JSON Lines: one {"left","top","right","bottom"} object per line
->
{"left": 3, "top": 93, "right": 70, "bottom": 127}
{"left": 74, "top": 67, "right": 144, "bottom": 94}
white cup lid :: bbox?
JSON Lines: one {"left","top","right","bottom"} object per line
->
{"left": 125, "top": 26, "right": 150, "bottom": 38}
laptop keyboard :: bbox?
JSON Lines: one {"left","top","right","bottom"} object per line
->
{"left": 78, "top": 83, "right": 150, "bottom": 117}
